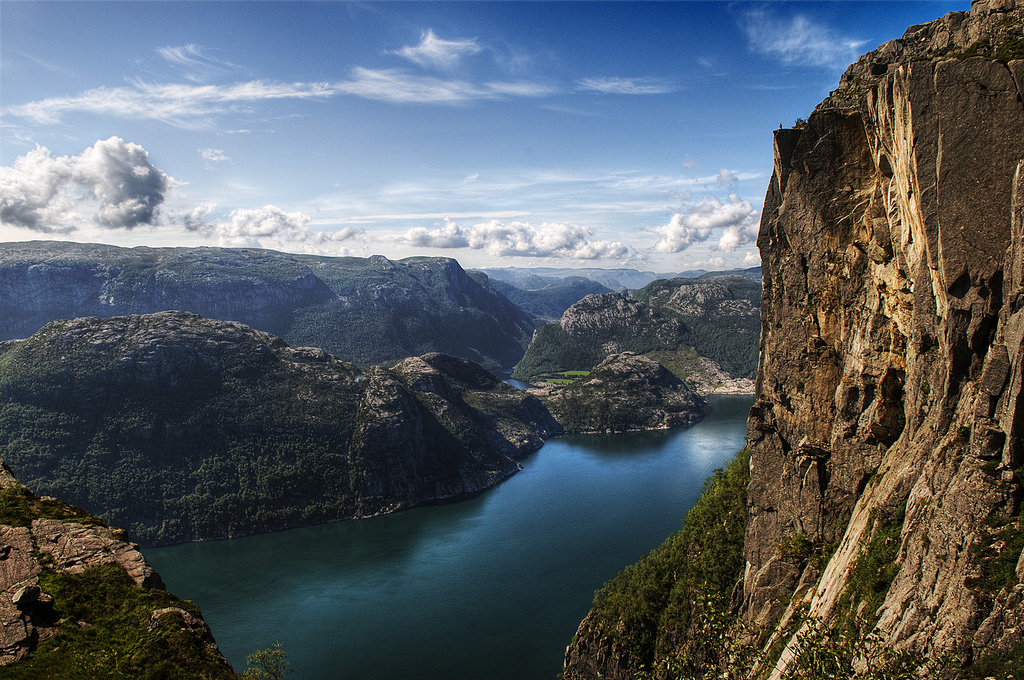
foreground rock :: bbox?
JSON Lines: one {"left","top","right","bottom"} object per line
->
{"left": 0, "top": 311, "right": 560, "bottom": 546}
{"left": 542, "top": 353, "right": 705, "bottom": 434}
{"left": 0, "top": 461, "right": 232, "bottom": 674}
{"left": 566, "top": 2, "right": 1024, "bottom": 678}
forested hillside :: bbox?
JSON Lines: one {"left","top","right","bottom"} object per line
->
{"left": 0, "top": 312, "right": 559, "bottom": 546}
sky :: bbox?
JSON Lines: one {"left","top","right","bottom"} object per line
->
{"left": 1, "top": 1, "right": 965, "bottom": 273}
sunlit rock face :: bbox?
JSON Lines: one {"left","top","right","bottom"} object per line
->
{"left": 749, "top": 0, "right": 1024, "bottom": 668}
{"left": 565, "top": 2, "right": 1024, "bottom": 677}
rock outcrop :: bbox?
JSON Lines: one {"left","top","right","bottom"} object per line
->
{"left": 542, "top": 353, "right": 705, "bottom": 434}
{"left": 565, "top": 2, "right": 1024, "bottom": 677}
{"left": 0, "top": 311, "right": 560, "bottom": 546}
{"left": 512, "top": 274, "right": 761, "bottom": 392}
{"left": 0, "top": 242, "right": 535, "bottom": 370}
{"left": 0, "top": 461, "right": 231, "bottom": 674}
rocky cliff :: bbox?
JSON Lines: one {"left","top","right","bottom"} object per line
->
{"left": 565, "top": 2, "right": 1024, "bottom": 677}
{"left": 0, "top": 311, "right": 560, "bottom": 546}
{"left": 0, "top": 461, "right": 233, "bottom": 676}
{"left": 0, "top": 241, "right": 534, "bottom": 370}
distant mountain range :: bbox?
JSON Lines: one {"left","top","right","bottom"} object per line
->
{"left": 0, "top": 241, "right": 534, "bottom": 371}
{"left": 480, "top": 265, "right": 761, "bottom": 291}
{"left": 478, "top": 273, "right": 613, "bottom": 320}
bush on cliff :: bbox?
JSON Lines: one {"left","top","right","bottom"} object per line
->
{"left": 588, "top": 447, "right": 750, "bottom": 674}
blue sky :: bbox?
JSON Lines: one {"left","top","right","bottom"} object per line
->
{"left": 1, "top": 1, "right": 964, "bottom": 272}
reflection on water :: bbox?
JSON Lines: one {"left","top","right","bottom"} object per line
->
{"left": 148, "top": 394, "right": 753, "bottom": 680}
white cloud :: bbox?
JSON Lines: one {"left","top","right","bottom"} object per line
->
{"left": 184, "top": 204, "right": 359, "bottom": 248}
{"left": 394, "top": 29, "right": 482, "bottom": 70}
{"left": 335, "top": 67, "right": 487, "bottom": 103}
{"left": 577, "top": 77, "right": 675, "bottom": 95}
{"left": 649, "top": 194, "right": 758, "bottom": 253}
{"left": 0, "top": 137, "right": 173, "bottom": 232}
{"left": 156, "top": 44, "right": 241, "bottom": 82}
{"left": 693, "top": 256, "right": 726, "bottom": 269}
{"left": 716, "top": 168, "right": 738, "bottom": 187}
{"left": 405, "top": 217, "right": 470, "bottom": 248}
{"left": 6, "top": 80, "right": 338, "bottom": 129}
{"left": 744, "top": 250, "right": 760, "bottom": 265}
{"left": 742, "top": 10, "right": 866, "bottom": 69}
{"left": 200, "top": 148, "right": 229, "bottom": 162}
{"left": 402, "top": 218, "right": 632, "bottom": 260}
{"left": 336, "top": 68, "right": 551, "bottom": 103}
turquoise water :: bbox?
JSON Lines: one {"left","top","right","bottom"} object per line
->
{"left": 147, "top": 394, "right": 753, "bottom": 680}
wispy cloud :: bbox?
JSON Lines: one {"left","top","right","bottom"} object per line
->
{"left": 577, "top": 77, "right": 675, "bottom": 95}
{"left": 5, "top": 69, "right": 555, "bottom": 127}
{"left": 401, "top": 217, "right": 633, "bottom": 260}
{"left": 156, "top": 44, "right": 242, "bottom": 82}
{"left": 199, "top": 148, "right": 229, "bottom": 162}
{"left": 741, "top": 9, "right": 866, "bottom": 69}
{"left": 393, "top": 29, "right": 482, "bottom": 70}
{"left": 334, "top": 68, "right": 483, "bottom": 102}
{"left": 5, "top": 79, "right": 338, "bottom": 128}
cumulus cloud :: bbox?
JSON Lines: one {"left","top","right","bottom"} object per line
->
{"left": 577, "top": 77, "right": 675, "bottom": 95}
{"left": 394, "top": 29, "right": 482, "bottom": 70}
{"left": 649, "top": 194, "right": 758, "bottom": 253}
{"left": 742, "top": 9, "right": 866, "bottom": 68}
{"left": 403, "top": 218, "right": 631, "bottom": 260}
{"left": 184, "top": 204, "right": 358, "bottom": 247}
{"left": 744, "top": 251, "right": 760, "bottom": 265}
{"left": 0, "top": 137, "right": 173, "bottom": 232}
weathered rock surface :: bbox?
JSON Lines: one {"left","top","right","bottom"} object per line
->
{"left": 0, "top": 242, "right": 535, "bottom": 370}
{"left": 566, "top": 1, "right": 1024, "bottom": 677}
{"left": 748, "top": 1, "right": 1024, "bottom": 671}
{"left": 0, "top": 461, "right": 229, "bottom": 672}
{"left": 0, "top": 311, "right": 560, "bottom": 545}
{"left": 542, "top": 352, "right": 705, "bottom": 434}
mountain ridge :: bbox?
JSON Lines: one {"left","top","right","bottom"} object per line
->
{"left": 0, "top": 241, "right": 534, "bottom": 371}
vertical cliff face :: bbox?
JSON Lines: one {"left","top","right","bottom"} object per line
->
{"left": 747, "top": 0, "right": 1024, "bottom": 669}
{"left": 566, "top": 2, "right": 1024, "bottom": 677}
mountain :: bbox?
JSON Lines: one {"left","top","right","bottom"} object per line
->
{"left": 512, "top": 274, "right": 760, "bottom": 391}
{"left": 565, "top": 2, "right": 1024, "bottom": 678}
{"left": 479, "top": 266, "right": 689, "bottom": 292}
{"left": 479, "top": 274, "right": 613, "bottom": 321}
{"left": 0, "top": 460, "right": 233, "bottom": 676}
{"left": 0, "top": 312, "right": 560, "bottom": 546}
{"left": 0, "top": 241, "right": 535, "bottom": 370}
{"left": 542, "top": 352, "right": 705, "bottom": 434}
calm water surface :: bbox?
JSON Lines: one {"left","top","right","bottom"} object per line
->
{"left": 147, "top": 394, "right": 753, "bottom": 680}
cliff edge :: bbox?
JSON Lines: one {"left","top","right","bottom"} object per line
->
{"left": 565, "top": 1, "right": 1024, "bottom": 677}
{"left": 0, "top": 460, "right": 233, "bottom": 676}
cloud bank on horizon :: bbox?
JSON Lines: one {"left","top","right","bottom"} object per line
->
{"left": 0, "top": 1, "right": 964, "bottom": 270}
